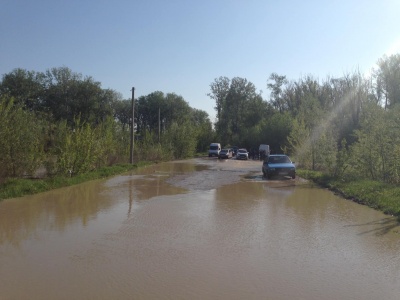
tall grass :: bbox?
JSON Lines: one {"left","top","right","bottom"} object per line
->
{"left": 297, "top": 169, "right": 400, "bottom": 218}
{"left": 0, "top": 163, "right": 151, "bottom": 201}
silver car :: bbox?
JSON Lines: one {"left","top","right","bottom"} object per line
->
{"left": 218, "top": 148, "right": 232, "bottom": 159}
{"left": 236, "top": 149, "right": 249, "bottom": 160}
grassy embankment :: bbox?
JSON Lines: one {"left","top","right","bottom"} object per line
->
{"left": 0, "top": 162, "right": 152, "bottom": 201}
{"left": 297, "top": 169, "right": 400, "bottom": 220}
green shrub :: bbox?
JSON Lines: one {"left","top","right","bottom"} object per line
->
{"left": 0, "top": 96, "right": 45, "bottom": 180}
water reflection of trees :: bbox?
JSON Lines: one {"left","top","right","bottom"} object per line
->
{"left": 140, "top": 161, "right": 209, "bottom": 176}
{"left": 213, "top": 180, "right": 399, "bottom": 255}
{"left": 0, "top": 179, "right": 113, "bottom": 247}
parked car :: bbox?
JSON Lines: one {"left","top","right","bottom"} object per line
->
{"left": 218, "top": 148, "right": 232, "bottom": 159}
{"left": 231, "top": 146, "right": 238, "bottom": 157}
{"left": 262, "top": 154, "right": 295, "bottom": 179}
{"left": 236, "top": 148, "right": 249, "bottom": 160}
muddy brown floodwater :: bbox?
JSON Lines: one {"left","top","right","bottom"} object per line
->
{"left": 1, "top": 157, "right": 400, "bottom": 299}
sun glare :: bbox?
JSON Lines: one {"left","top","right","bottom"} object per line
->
{"left": 299, "top": 36, "right": 400, "bottom": 164}
{"left": 363, "top": 37, "right": 400, "bottom": 79}
{"left": 385, "top": 38, "right": 400, "bottom": 57}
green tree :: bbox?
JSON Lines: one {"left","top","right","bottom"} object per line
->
{"left": 208, "top": 77, "right": 264, "bottom": 145}
{"left": 350, "top": 102, "right": 400, "bottom": 183}
{"left": 262, "top": 112, "right": 293, "bottom": 154}
{"left": 0, "top": 96, "right": 44, "bottom": 179}
{"left": 207, "top": 76, "right": 230, "bottom": 122}
{"left": 267, "top": 73, "right": 288, "bottom": 113}
{"left": 286, "top": 118, "right": 310, "bottom": 167}
{"left": 286, "top": 94, "right": 328, "bottom": 170}
{"left": 135, "top": 130, "right": 164, "bottom": 161}
{"left": 0, "top": 68, "right": 46, "bottom": 111}
{"left": 113, "top": 99, "right": 132, "bottom": 131}
{"left": 44, "top": 67, "right": 117, "bottom": 125}
{"left": 374, "top": 54, "right": 400, "bottom": 109}
{"left": 163, "top": 93, "right": 192, "bottom": 127}
{"left": 52, "top": 116, "right": 119, "bottom": 175}
{"left": 136, "top": 92, "right": 193, "bottom": 135}
{"left": 191, "top": 108, "right": 214, "bottom": 152}
{"left": 1, "top": 67, "right": 118, "bottom": 125}
{"left": 325, "top": 73, "right": 367, "bottom": 145}
{"left": 136, "top": 91, "right": 164, "bottom": 133}
{"left": 162, "top": 121, "right": 197, "bottom": 159}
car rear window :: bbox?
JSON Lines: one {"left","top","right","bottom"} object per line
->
{"left": 268, "top": 156, "right": 290, "bottom": 163}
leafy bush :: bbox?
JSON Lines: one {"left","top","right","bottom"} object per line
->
{"left": 0, "top": 96, "right": 44, "bottom": 180}
{"left": 51, "top": 117, "right": 119, "bottom": 176}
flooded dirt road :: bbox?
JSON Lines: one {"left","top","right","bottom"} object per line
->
{"left": 1, "top": 158, "right": 400, "bottom": 299}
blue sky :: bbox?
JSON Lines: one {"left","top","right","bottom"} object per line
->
{"left": 1, "top": 0, "right": 400, "bottom": 121}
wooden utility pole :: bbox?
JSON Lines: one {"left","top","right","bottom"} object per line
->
{"left": 130, "top": 87, "right": 135, "bottom": 164}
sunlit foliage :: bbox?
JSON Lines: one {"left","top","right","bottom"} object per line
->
{"left": 0, "top": 96, "right": 44, "bottom": 179}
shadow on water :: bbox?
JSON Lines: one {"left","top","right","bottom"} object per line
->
{"left": 345, "top": 217, "right": 400, "bottom": 236}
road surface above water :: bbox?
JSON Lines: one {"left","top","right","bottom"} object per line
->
{"left": 0, "top": 157, "right": 399, "bottom": 299}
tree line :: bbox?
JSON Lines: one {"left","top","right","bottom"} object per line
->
{"left": 1, "top": 53, "right": 400, "bottom": 184}
{"left": 0, "top": 67, "right": 214, "bottom": 181}
{"left": 208, "top": 53, "right": 400, "bottom": 184}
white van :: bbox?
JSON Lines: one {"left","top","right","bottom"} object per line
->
{"left": 208, "top": 143, "right": 221, "bottom": 157}
{"left": 259, "top": 144, "right": 270, "bottom": 161}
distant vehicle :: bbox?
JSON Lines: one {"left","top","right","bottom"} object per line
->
{"left": 208, "top": 143, "right": 221, "bottom": 157}
{"left": 236, "top": 148, "right": 249, "bottom": 160}
{"left": 259, "top": 144, "right": 270, "bottom": 161}
{"left": 262, "top": 154, "right": 295, "bottom": 179}
{"left": 218, "top": 148, "right": 232, "bottom": 159}
{"left": 231, "top": 146, "right": 238, "bottom": 156}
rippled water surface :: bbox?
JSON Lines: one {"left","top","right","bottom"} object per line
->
{"left": 0, "top": 158, "right": 399, "bottom": 299}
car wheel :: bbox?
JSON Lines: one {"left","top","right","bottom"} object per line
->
{"left": 292, "top": 174, "right": 296, "bottom": 179}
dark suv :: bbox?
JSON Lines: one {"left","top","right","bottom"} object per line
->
{"left": 262, "top": 154, "right": 295, "bottom": 179}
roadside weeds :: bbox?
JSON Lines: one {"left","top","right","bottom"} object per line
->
{"left": 297, "top": 169, "right": 400, "bottom": 221}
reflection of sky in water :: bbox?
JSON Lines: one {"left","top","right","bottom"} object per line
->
{"left": 262, "top": 181, "right": 295, "bottom": 199}
{"left": 1, "top": 160, "right": 400, "bottom": 300}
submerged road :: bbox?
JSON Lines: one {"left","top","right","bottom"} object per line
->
{"left": 0, "top": 158, "right": 399, "bottom": 299}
